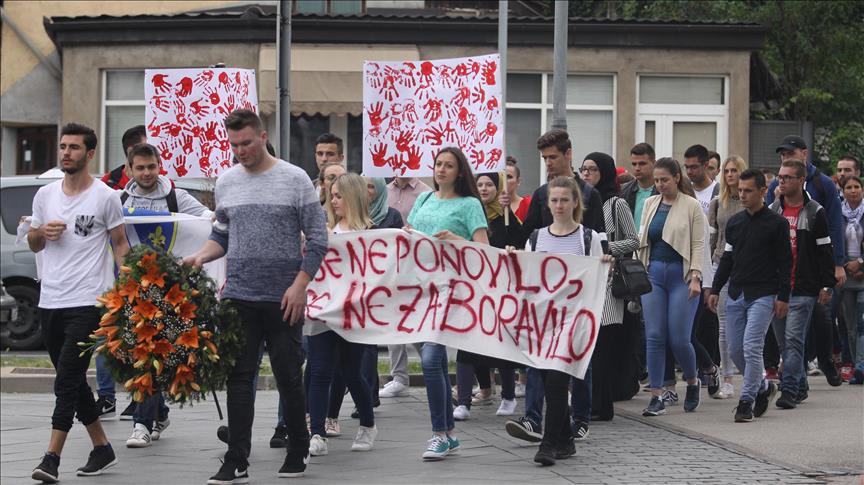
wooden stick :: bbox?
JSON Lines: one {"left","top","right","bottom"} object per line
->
{"left": 500, "top": 170, "right": 509, "bottom": 226}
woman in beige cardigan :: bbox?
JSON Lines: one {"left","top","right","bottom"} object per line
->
{"left": 637, "top": 158, "right": 705, "bottom": 417}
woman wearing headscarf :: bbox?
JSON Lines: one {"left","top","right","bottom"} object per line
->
{"left": 579, "top": 152, "right": 640, "bottom": 425}
{"left": 367, "top": 177, "right": 404, "bottom": 229}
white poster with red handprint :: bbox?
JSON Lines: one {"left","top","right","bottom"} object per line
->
{"left": 145, "top": 68, "right": 258, "bottom": 179}
{"left": 363, "top": 54, "right": 503, "bottom": 177}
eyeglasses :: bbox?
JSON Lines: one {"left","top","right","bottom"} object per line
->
{"left": 777, "top": 175, "right": 802, "bottom": 183}
{"left": 579, "top": 166, "right": 599, "bottom": 174}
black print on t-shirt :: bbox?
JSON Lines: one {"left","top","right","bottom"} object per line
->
{"left": 74, "top": 215, "right": 95, "bottom": 237}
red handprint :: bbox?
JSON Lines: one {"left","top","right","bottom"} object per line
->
{"left": 404, "top": 145, "right": 422, "bottom": 170}
{"left": 371, "top": 143, "right": 389, "bottom": 167}
{"left": 442, "top": 120, "right": 458, "bottom": 143}
{"left": 205, "top": 87, "right": 220, "bottom": 105}
{"left": 198, "top": 155, "right": 209, "bottom": 173}
{"left": 414, "top": 82, "right": 433, "bottom": 101}
{"left": 470, "top": 149, "right": 486, "bottom": 169}
{"left": 387, "top": 116, "right": 402, "bottom": 135}
{"left": 194, "top": 70, "right": 214, "bottom": 87}
{"left": 366, "top": 102, "right": 389, "bottom": 136}
{"left": 151, "top": 95, "right": 169, "bottom": 112}
{"left": 379, "top": 75, "right": 399, "bottom": 102}
{"left": 234, "top": 71, "right": 242, "bottom": 87}
{"left": 482, "top": 60, "right": 497, "bottom": 85}
{"left": 366, "top": 63, "right": 383, "bottom": 89}
{"left": 167, "top": 124, "right": 183, "bottom": 138}
{"left": 201, "top": 142, "right": 214, "bottom": 158}
{"left": 147, "top": 118, "right": 164, "bottom": 137}
{"left": 173, "top": 100, "right": 189, "bottom": 126}
{"left": 181, "top": 134, "right": 194, "bottom": 155}
{"left": 484, "top": 97, "right": 499, "bottom": 119}
{"left": 472, "top": 84, "right": 486, "bottom": 104}
{"left": 456, "top": 107, "right": 477, "bottom": 132}
{"left": 424, "top": 124, "right": 445, "bottom": 145}
{"left": 453, "top": 86, "right": 471, "bottom": 107}
{"left": 174, "top": 154, "right": 188, "bottom": 177}
{"left": 420, "top": 61, "right": 434, "bottom": 84}
{"left": 151, "top": 73, "right": 171, "bottom": 94}
{"left": 469, "top": 61, "right": 481, "bottom": 79}
{"left": 158, "top": 140, "right": 173, "bottom": 161}
{"left": 190, "top": 125, "right": 204, "bottom": 140}
{"left": 477, "top": 122, "right": 498, "bottom": 143}
{"left": 486, "top": 148, "right": 503, "bottom": 169}
{"left": 423, "top": 98, "right": 443, "bottom": 123}
{"left": 217, "top": 138, "right": 231, "bottom": 151}
{"left": 403, "top": 102, "right": 418, "bottom": 123}
{"left": 399, "top": 62, "right": 417, "bottom": 88}
{"left": 454, "top": 63, "right": 469, "bottom": 85}
{"left": 438, "top": 65, "right": 454, "bottom": 88}
{"left": 216, "top": 94, "right": 237, "bottom": 115}
{"left": 189, "top": 99, "right": 209, "bottom": 116}
{"left": 218, "top": 71, "right": 230, "bottom": 87}
{"left": 394, "top": 130, "right": 414, "bottom": 153}
{"left": 176, "top": 77, "right": 193, "bottom": 98}
{"left": 204, "top": 121, "right": 219, "bottom": 141}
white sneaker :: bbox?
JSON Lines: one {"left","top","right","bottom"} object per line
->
{"left": 151, "top": 418, "right": 170, "bottom": 440}
{"left": 309, "top": 434, "right": 328, "bottom": 456}
{"left": 126, "top": 423, "right": 152, "bottom": 448}
{"left": 714, "top": 382, "right": 735, "bottom": 399}
{"left": 351, "top": 425, "right": 378, "bottom": 451}
{"left": 514, "top": 382, "right": 526, "bottom": 398}
{"left": 325, "top": 417, "right": 341, "bottom": 437}
{"left": 379, "top": 380, "right": 409, "bottom": 398}
{"left": 453, "top": 405, "right": 470, "bottom": 421}
{"left": 496, "top": 398, "right": 517, "bottom": 416}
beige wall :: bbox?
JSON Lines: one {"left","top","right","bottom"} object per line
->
{"left": 420, "top": 45, "right": 751, "bottom": 164}
{"left": 61, "top": 43, "right": 259, "bottom": 169}
{"left": 1, "top": 0, "right": 240, "bottom": 95}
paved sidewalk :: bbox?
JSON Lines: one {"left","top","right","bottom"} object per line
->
{"left": 2, "top": 381, "right": 858, "bottom": 484}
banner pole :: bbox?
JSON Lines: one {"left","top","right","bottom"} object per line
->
{"left": 499, "top": 0, "right": 509, "bottom": 226}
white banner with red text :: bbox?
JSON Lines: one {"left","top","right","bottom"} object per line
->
{"left": 305, "top": 229, "right": 609, "bottom": 379}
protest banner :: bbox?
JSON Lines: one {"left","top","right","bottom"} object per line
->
{"left": 362, "top": 54, "right": 504, "bottom": 178}
{"left": 145, "top": 68, "right": 258, "bottom": 179}
{"left": 305, "top": 229, "right": 609, "bottom": 379}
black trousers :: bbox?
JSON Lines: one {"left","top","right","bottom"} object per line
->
{"left": 42, "top": 306, "right": 101, "bottom": 432}
{"left": 227, "top": 300, "right": 308, "bottom": 459}
{"left": 540, "top": 369, "right": 572, "bottom": 448}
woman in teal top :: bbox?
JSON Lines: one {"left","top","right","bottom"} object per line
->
{"left": 406, "top": 146, "right": 488, "bottom": 460}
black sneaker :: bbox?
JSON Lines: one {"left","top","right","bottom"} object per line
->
{"left": 754, "top": 380, "right": 776, "bottom": 417}
{"left": 797, "top": 381, "right": 809, "bottom": 403}
{"left": 95, "top": 396, "right": 116, "bottom": 419}
{"left": 270, "top": 424, "right": 289, "bottom": 448}
{"left": 572, "top": 420, "right": 589, "bottom": 441}
{"left": 683, "top": 383, "right": 700, "bottom": 412}
{"left": 823, "top": 366, "right": 843, "bottom": 387}
{"left": 533, "top": 443, "right": 556, "bottom": 466}
{"left": 706, "top": 366, "right": 721, "bottom": 397}
{"left": 119, "top": 401, "right": 136, "bottom": 421}
{"left": 505, "top": 417, "right": 543, "bottom": 442}
{"left": 217, "top": 425, "right": 230, "bottom": 444}
{"left": 775, "top": 391, "right": 797, "bottom": 409}
{"left": 642, "top": 396, "right": 666, "bottom": 416}
{"left": 207, "top": 450, "right": 249, "bottom": 485}
{"left": 554, "top": 439, "right": 576, "bottom": 460}
{"left": 76, "top": 443, "right": 117, "bottom": 476}
{"left": 32, "top": 452, "right": 60, "bottom": 483}
{"left": 279, "top": 447, "right": 310, "bottom": 478}
{"left": 734, "top": 400, "right": 754, "bottom": 422}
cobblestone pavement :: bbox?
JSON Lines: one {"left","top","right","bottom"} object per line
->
{"left": 1, "top": 388, "right": 848, "bottom": 485}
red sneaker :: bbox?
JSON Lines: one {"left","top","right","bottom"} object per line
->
{"left": 840, "top": 363, "right": 854, "bottom": 382}
{"left": 765, "top": 367, "right": 779, "bottom": 381}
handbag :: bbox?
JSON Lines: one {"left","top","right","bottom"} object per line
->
{"left": 609, "top": 197, "right": 652, "bottom": 299}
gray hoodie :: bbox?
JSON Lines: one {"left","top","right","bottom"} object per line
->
{"left": 122, "top": 176, "right": 213, "bottom": 217}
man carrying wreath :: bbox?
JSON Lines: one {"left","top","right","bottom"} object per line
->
{"left": 185, "top": 109, "right": 329, "bottom": 484}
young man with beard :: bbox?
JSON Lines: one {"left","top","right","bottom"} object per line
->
{"left": 30, "top": 123, "right": 130, "bottom": 483}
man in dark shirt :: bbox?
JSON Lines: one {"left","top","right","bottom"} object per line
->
{"left": 708, "top": 169, "right": 790, "bottom": 423}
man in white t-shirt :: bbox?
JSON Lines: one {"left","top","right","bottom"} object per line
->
{"left": 29, "top": 123, "right": 130, "bottom": 483}
{"left": 684, "top": 144, "right": 719, "bottom": 215}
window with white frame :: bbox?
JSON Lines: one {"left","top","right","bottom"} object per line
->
{"left": 505, "top": 73, "right": 615, "bottom": 192}
{"left": 636, "top": 75, "right": 729, "bottom": 162}
{"left": 101, "top": 70, "right": 146, "bottom": 173}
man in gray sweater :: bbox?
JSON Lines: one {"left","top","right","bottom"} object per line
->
{"left": 185, "top": 110, "right": 328, "bottom": 484}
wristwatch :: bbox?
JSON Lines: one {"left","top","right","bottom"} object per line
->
{"left": 822, "top": 287, "right": 833, "bottom": 293}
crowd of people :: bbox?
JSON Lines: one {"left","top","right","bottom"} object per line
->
{"left": 26, "top": 109, "right": 863, "bottom": 484}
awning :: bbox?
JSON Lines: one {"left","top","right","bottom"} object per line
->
{"left": 258, "top": 43, "right": 419, "bottom": 116}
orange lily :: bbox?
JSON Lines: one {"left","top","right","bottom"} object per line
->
{"left": 151, "top": 339, "right": 174, "bottom": 357}
{"left": 93, "top": 325, "right": 120, "bottom": 340}
{"left": 132, "top": 300, "right": 159, "bottom": 321}
{"left": 138, "top": 252, "right": 157, "bottom": 269}
{"left": 131, "top": 345, "right": 150, "bottom": 364}
{"left": 177, "top": 301, "right": 197, "bottom": 321}
{"left": 118, "top": 278, "right": 140, "bottom": 304}
{"left": 97, "top": 290, "right": 124, "bottom": 314}
{"left": 140, "top": 264, "right": 166, "bottom": 289}
{"left": 106, "top": 338, "right": 123, "bottom": 356}
{"left": 164, "top": 283, "right": 187, "bottom": 307}
{"left": 133, "top": 323, "right": 159, "bottom": 342}
{"left": 175, "top": 327, "right": 199, "bottom": 349}
{"left": 100, "top": 312, "right": 119, "bottom": 326}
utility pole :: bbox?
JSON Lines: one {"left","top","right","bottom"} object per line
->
{"left": 277, "top": 0, "right": 292, "bottom": 160}
{"left": 550, "top": 0, "right": 568, "bottom": 130}
{"left": 498, "top": 1, "right": 507, "bottom": 157}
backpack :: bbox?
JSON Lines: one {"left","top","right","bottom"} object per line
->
{"left": 528, "top": 227, "right": 593, "bottom": 256}
{"left": 121, "top": 189, "right": 179, "bottom": 213}
{"left": 106, "top": 165, "right": 126, "bottom": 190}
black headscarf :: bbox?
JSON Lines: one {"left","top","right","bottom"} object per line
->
{"left": 584, "top": 152, "right": 619, "bottom": 202}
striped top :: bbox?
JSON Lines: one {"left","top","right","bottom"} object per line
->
{"left": 600, "top": 197, "right": 640, "bottom": 326}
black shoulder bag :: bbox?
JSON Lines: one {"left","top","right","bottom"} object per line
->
{"left": 609, "top": 197, "right": 652, "bottom": 299}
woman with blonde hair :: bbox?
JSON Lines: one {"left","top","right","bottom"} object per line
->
{"left": 708, "top": 155, "right": 748, "bottom": 399}
{"left": 307, "top": 172, "right": 378, "bottom": 457}
{"left": 318, "top": 161, "right": 347, "bottom": 206}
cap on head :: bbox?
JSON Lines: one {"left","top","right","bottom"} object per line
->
{"left": 775, "top": 135, "right": 807, "bottom": 153}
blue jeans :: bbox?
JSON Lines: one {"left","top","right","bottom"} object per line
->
{"left": 772, "top": 296, "right": 817, "bottom": 396}
{"left": 133, "top": 393, "right": 169, "bottom": 432}
{"left": 525, "top": 367, "right": 544, "bottom": 429}
{"left": 725, "top": 294, "right": 774, "bottom": 402}
{"left": 420, "top": 343, "right": 454, "bottom": 433}
{"left": 307, "top": 330, "right": 375, "bottom": 437}
{"left": 95, "top": 354, "right": 115, "bottom": 400}
{"left": 641, "top": 260, "right": 699, "bottom": 389}
{"left": 523, "top": 365, "right": 591, "bottom": 428}
{"left": 571, "top": 365, "right": 592, "bottom": 424}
